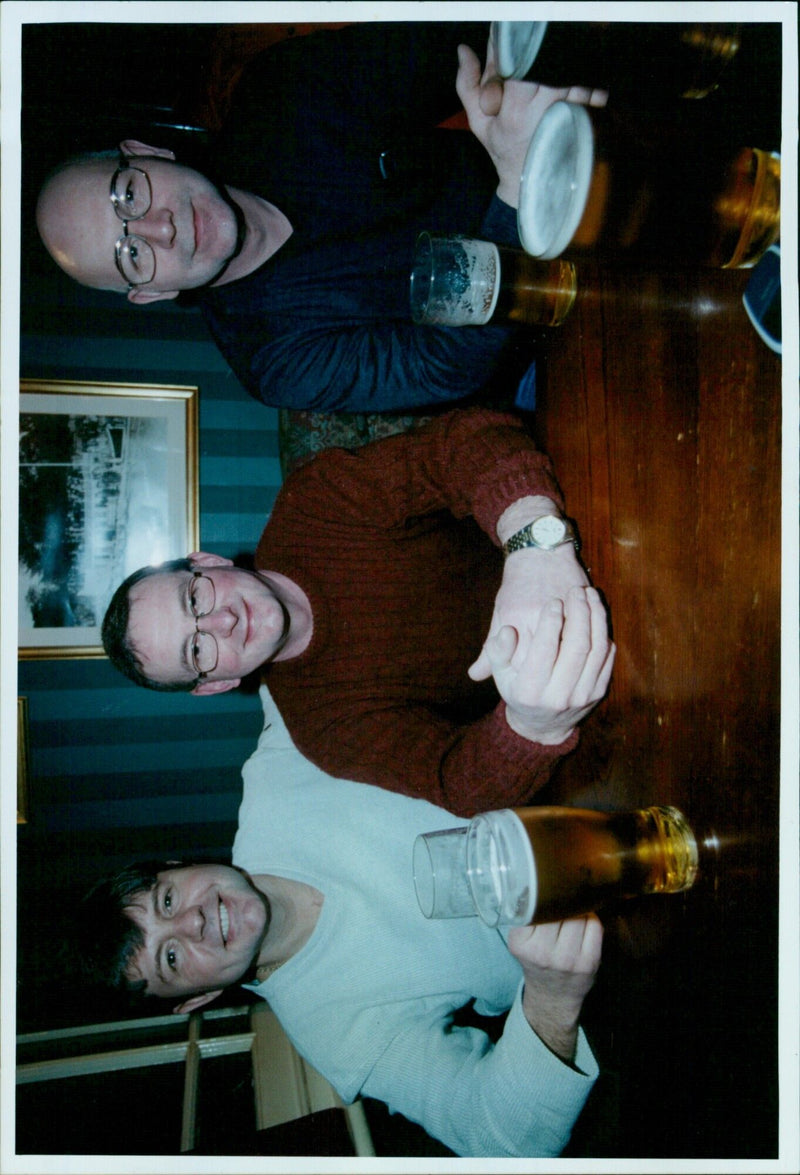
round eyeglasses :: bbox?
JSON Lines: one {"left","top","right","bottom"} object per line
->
{"left": 189, "top": 572, "right": 219, "bottom": 678}
{"left": 110, "top": 160, "right": 156, "bottom": 287}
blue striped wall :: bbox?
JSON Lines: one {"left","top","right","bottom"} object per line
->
{"left": 18, "top": 319, "right": 281, "bottom": 881}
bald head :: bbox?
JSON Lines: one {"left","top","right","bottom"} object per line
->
{"left": 36, "top": 153, "right": 129, "bottom": 292}
{"left": 35, "top": 141, "right": 244, "bottom": 302}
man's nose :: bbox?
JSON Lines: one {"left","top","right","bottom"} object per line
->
{"left": 133, "top": 207, "right": 176, "bottom": 247}
{"left": 201, "top": 606, "right": 238, "bottom": 638}
{"left": 175, "top": 905, "right": 204, "bottom": 940}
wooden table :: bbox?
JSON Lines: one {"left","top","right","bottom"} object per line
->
{"left": 533, "top": 261, "right": 782, "bottom": 1158}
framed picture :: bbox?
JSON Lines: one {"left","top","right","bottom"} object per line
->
{"left": 19, "top": 379, "right": 199, "bottom": 659}
{"left": 17, "top": 697, "right": 30, "bottom": 824}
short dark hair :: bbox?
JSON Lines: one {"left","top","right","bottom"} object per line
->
{"left": 76, "top": 858, "right": 256, "bottom": 1001}
{"left": 75, "top": 860, "right": 167, "bottom": 995}
{"left": 101, "top": 558, "right": 195, "bottom": 691}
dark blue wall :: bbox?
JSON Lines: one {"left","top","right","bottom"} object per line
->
{"left": 17, "top": 302, "right": 283, "bottom": 1027}
{"left": 14, "top": 13, "right": 291, "bottom": 1024}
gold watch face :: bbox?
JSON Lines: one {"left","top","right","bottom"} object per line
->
{"left": 531, "top": 515, "right": 567, "bottom": 548}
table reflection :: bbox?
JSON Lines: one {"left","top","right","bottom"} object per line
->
{"left": 533, "top": 260, "right": 781, "bottom": 1157}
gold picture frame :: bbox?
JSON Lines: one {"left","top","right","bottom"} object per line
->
{"left": 19, "top": 379, "right": 199, "bottom": 659}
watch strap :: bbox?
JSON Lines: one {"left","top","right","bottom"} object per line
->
{"left": 503, "top": 515, "right": 580, "bottom": 556}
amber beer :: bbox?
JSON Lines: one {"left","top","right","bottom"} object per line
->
{"left": 492, "top": 20, "right": 742, "bottom": 105}
{"left": 493, "top": 250, "right": 577, "bottom": 327}
{"left": 410, "top": 234, "right": 577, "bottom": 328}
{"left": 709, "top": 148, "right": 782, "bottom": 269}
{"left": 465, "top": 805, "right": 699, "bottom": 927}
{"left": 568, "top": 110, "right": 781, "bottom": 269}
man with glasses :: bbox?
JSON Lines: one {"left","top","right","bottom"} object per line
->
{"left": 101, "top": 554, "right": 312, "bottom": 692}
{"left": 101, "top": 407, "right": 614, "bottom": 817}
{"left": 108, "top": 155, "right": 246, "bottom": 292}
{"left": 37, "top": 142, "right": 274, "bottom": 299}
{"left": 35, "top": 22, "right": 603, "bottom": 413}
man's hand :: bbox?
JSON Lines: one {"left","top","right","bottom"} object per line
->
{"left": 468, "top": 498, "right": 615, "bottom": 745}
{"left": 508, "top": 915, "right": 603, "bottom": 1064}
{"left": 471, "top": 583, "right": 615, "bottom": 746}
{"left": 477, "top": 31, "right": 609, "bottom": 117}
{"left": 468, "top": 539, "right": 593, "bottom": 684}
{"left": 456, "top": 42, "right": 609, "bottom": 208}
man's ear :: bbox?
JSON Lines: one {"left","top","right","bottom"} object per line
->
{"left": 192, "top": 678, "right": 241, "bottom": 697}
{"left": 119, "top": 139, "right": 176, "bottom": 161}
{"left": 188, "top": 552, "right": 235, "bottom": 569}
{"left": 127, "top": 285, "right": 180, "bottom": 305}
{"left": 172, "top": 989, "right": 223, "bottom": 1015}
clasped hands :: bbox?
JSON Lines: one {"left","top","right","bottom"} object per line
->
{"left": 455, "top": 39, "right": 609, "bottom": 208}
{"left": 468, "top": 541, "right": 615, "bottom": 747}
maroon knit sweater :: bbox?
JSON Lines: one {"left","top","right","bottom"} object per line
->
{"left": 259, "top": 408, "right": 579, "bottom": 817}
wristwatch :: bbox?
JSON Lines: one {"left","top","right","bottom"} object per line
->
{"left": 503, "top": 514, "right": 580, "bottom": 556}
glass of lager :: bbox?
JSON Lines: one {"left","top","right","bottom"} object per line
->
{"left": 412, "top": 824, "right": 474, "bottom": 918}
{"left": 414, "top": 805, "right": 699, "bottom": 927}
{"left": 518, "top": 100, "right": 781, "bottom": 270}
{"left": 409, "top": 233, "right": 577, "bottom": 327}
{"left": 491, "top": 20, "right": 742, "bottom": 104}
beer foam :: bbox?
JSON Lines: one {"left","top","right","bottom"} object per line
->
{"left": 518, "top": 101, "right": 594, "bottom": 259}
{"left": 492, "top": 20, "right": 548, "bottom": 80}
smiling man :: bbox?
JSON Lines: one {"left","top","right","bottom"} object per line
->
{"left": 115, "top": 561, "right": 313, "bottom": 689}
{"left": 34, "top": 22, "right": 601, "bottom": 414}
{"left": 77, "top": 688, "right": 602, "bottom": 1158}
{"left": 122, "top": 862, "right": 275, "bottom": 1005}
{"left": 102, "top": 407, "right": 615, "bottom": 817}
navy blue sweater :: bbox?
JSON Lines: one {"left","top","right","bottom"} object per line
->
{"left": 200, "top": 23, "right": 534, "bottom": 413}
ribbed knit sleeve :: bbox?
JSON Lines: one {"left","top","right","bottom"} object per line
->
{"left": 360, "top": 987, "right": 598, "bottom": 1157}
{"left": 282, "top": 692, "right": 577, "bottom": 817}
{"left": 276, "top": 406, "right": 565, "bottom": 543}
{"left": 262, "top": 407, "right": 575, "bottom": 815}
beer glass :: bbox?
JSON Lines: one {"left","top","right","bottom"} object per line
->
{"left": 491, "top": 20, "right": 742, "bottom": 103}
{"left": 516, "top": 101, "right": 594, "bottom": 259}
{"left": 414, "top": 805, "right": 699, "bottom": 927}
{"left": 410, "top": 233, "right": 577, "bottom": 327}
{"left": 518, "top": 101, "right": 781, "bottom": 270}
{"left": 568, "top": 111, "right": 782, "bottom": 269}
{"left": 412, "top": 825, "right": 474, "bottom": 918}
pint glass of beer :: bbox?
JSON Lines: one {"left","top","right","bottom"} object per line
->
{"left": 517, "top": 101, "right": 595, "bottom": 260}
{"left": 568, "top": 113, "right": 781, "bottom": 269}
{"left": 518, "top": 100, "right": 781, "bottom": 269}
{"left": 491, "top": 20, "right": 742, "bottom": 103}
{"left": 414, "top": 805, "right": 699, "bottom": 926}
{"left": 413, "top": 825, "right": 474, "bottom": 918}
{"left": 410, "top": 233, "right": 577, "bottom": 327}
{"left": 467, "top": 806, "right": 699, "bottom": 927}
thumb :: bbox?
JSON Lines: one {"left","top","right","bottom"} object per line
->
{"left": 468, "top": 625, "right": 518, "bottom": 681}
{"left": 455, "top": 43, "right": 484, "bottom": 115}
{"left": 467, "top": 646, "right": 492, "bottom": 682}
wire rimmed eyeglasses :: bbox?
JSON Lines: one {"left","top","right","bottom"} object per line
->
{"left": 110, "top": 157, "right": 156, "bottom": 287}
{"left": 188, "top": 571, "right": 219, "bottom": 679}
